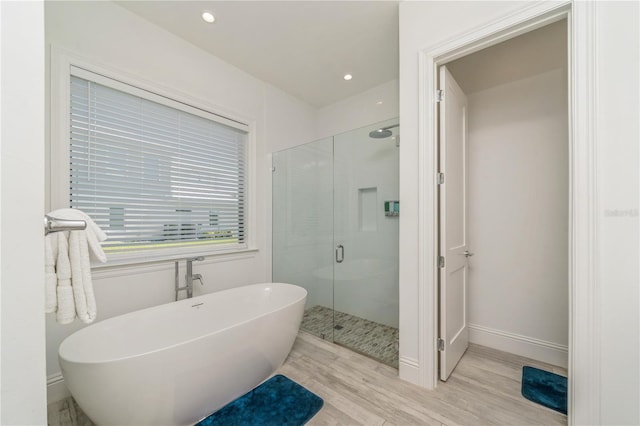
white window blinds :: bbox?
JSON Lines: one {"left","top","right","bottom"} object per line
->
{"left": 69, "top": 71, "right": 248, "bottom": 252}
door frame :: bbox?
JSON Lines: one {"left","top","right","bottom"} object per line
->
{"left": 416, "top": 2, "right": 600, "bottom": 424}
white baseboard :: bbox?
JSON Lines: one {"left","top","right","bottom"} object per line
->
{"left": 47, "top": 373, "right": 70, "bottom": 404}
{"left": 398, "top": 356, "right": 422, "bottom": 386}
{"left": 468, "top": 323, "right": 568, "bottom": 368}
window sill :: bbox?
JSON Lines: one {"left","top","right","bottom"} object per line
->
{"left": 91, "top": 246, "right": 259, "bottom": 270}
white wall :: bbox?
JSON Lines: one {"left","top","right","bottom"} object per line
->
{"left": 264, "top": 84, "right": 317, "bottom": 153}
{"left": 0, "top": 1, "right": 48, "bottom": 424}
{"left": 44, "top": 0, "right": 316, "bottom": 399}
{"left": 464, "top": 67, "right": 568, "bottom": 367}
{"left": 316, "top": 79, "right": 398, "bottom": 140}
{"left": 595, "top": 2, "right": 639, "bottom": 424}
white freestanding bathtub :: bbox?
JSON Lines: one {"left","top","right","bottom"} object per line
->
{"left": 58, "top": 283, "right": 307, "bottom": 426}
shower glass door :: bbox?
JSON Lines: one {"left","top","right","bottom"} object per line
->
{"left": 332, "top": 119, "right": 399, "bottom": 366}
{"left": 272, "top": 119, "right": 399, "bottom": 367}
{"left": 272, "top": 137, "right": 335, "bottom": 341}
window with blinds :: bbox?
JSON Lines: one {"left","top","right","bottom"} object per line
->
{"left": 69, "top": 71, "right": 248, "bottom": 253}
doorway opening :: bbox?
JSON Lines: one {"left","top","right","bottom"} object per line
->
{"left": 436, "top": 19, "right": 569, "bottom": 382}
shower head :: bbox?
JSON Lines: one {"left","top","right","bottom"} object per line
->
{"left": 369, "top": 128, "right": 393, "bottom": 138}
{"left": 368, "top": 124, "right": 399, "bottom": 139}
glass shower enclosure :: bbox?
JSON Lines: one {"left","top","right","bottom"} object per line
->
{"left": 272, "top": 118, "right": 399, "bottom": 367}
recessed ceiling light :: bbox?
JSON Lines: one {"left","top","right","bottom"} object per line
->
{"left": 201, "top": 11, "right": 215, "bottom": 23}
{"left": 376, "top": 101, "right": 383, "bottom": 105}
{"left": 343, "top": 74, "right": 353, "bottom": 81}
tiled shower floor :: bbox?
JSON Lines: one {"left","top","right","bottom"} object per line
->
{"left": 301, "top": 305, "right": 399, "bottom": 368}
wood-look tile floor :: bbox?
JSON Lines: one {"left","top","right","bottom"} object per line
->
{"left": 47, "top": 396, "right": 94, "bottom": 426}
{"left": 282, "top": 332, "right": 567, "bottom": 426}
{"left": 48, "top": 331, "right": 567, "bottom": 426}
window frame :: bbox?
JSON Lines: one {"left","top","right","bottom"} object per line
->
{"left": 50, "top": 47, "right": 258, "bottom": 266}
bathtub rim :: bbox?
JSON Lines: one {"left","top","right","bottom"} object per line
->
{"left": 58, "top": 282, "right": 307, "bottom": 365}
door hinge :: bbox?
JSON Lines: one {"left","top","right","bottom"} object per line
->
{"left": 436, "top": 89, "right": 444, "bottom": 102}
{"left": 438, "top": 338, "right": 445, "bottom": 351}
{"left": 271, "top": 166, "right": 276, "bottom": 172}
{"left": 438, "top": 256, "right": 445, "bottom": 268}
{"left": 437, "top": 172, "right": 445, "bottom": 185}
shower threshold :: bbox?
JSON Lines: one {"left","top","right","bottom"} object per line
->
{"left": 301, "top": 305, "right": 399, "bottom": 368}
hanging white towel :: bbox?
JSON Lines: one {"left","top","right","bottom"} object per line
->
{"left": 44, "top": 209, "right": 107, "bottom": 324}
{"left": 55, "top": 231, "right": 76, "bottom": 325}
{"left": 44, "top": 232, "right": 58, "bottom": 313}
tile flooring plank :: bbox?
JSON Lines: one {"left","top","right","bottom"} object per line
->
{"left": 306, "top": 400, "right": 364, "bottom": 426}
{"left": 299, "top": 377, "right": 387, "bottom": 426}
{"left": 292, "top": 357, "right": 443, "bottom": 426}
{"left": 288, "top": 353, "right": 482, "bottom": 426}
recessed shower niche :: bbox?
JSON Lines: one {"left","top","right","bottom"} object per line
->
{"left": 358, "top": 187, "right": 377, "bottom": 232}
{"left": 272, "top": 118, "right": 399, "bottom": 367}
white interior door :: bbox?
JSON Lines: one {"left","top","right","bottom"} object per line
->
{"left": 438, "top": 65, "right": 469, "bottom": 381}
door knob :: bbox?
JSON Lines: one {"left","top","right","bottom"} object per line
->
{"left": 463, "top": 250, "right": 474, "bottom": 257}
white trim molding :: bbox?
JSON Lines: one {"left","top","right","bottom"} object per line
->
{"left": 568, "top": 1, "right": 600, "bottom": 424}
{"left": 468, "top": 324, "right": 568, "bottom": 369}
{"left": 398, "top": 357, "right": 422, "bottom": 387}
{"left": 416, "top": 2, "right": 601, "bottom": 424}
{"left": 46, "top": 373, "right": 70, "bottom": 405}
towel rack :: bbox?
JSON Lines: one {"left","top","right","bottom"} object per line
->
{"left": 44, "top": 215, "right": 87, "bottom": 235}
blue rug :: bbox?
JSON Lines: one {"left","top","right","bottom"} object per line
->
{"left": 197, "top": 374, "right": 323, "bottom": 426}
{"left": 521, "top": 366, "right": 567, "bottom": 415}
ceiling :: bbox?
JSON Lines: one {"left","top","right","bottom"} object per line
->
{"left": 447, "top": 19, "right": 567, "bottom": 94}
{"left": 116, "top": 1, "right": 399, "bottom": 108}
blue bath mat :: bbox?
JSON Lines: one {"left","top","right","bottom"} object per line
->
{"left": 521, "top": 366, "right": 567, "bottom": 415}
{"left": 196, "top": 374, "right": 323, "bottom": 426}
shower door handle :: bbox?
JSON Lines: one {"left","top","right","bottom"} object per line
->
{"left": 336, "top": 245, "right": 344, "bottom": 263}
